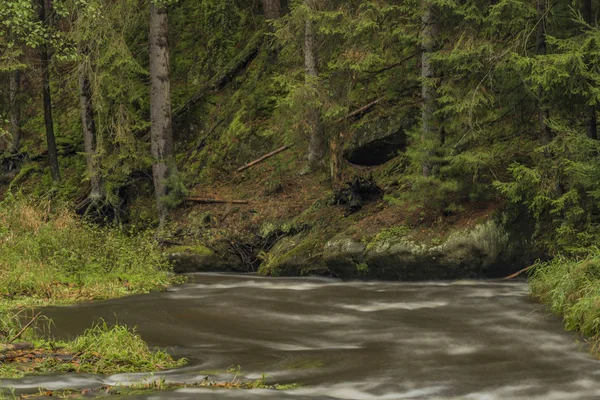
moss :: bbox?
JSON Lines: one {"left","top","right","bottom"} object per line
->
{"left": 258, "top": 236, "right": 323, "bottom": 276}
{"left": 365, "top": 225, "right": 410, "bottom": 251}
{"left": 356, "top": 262, "right": 369, "bottom": 275}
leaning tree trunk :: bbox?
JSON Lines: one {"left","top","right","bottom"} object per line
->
{"left": 304, "top": 5, "right": 325, "bottom": 171}
{"left": 39, "top": 0, "right": 60, "bottom": 182}
{"left": 261, "top": 0, "right": 281, "bottom": 20}
{"left": 536, "top": 0, "right": 551, "bottom": 146}
{"left": 78, "top": 66, "right": 103, "bottom": 202}
{"left": 9, "top": 70, "right": 21, "bottom": 153}
{"left": 583, "top": 0, "right": 597, "bottom": 139}
{"left": 149, "top": 3, "right": 177, "bottom": 225}
{"left": 421, "top": 0, "right": 439, "bottom": 177}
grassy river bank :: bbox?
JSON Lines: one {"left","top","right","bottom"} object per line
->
{"left": 0, "top": 197, "right": 185, "bottom": 379}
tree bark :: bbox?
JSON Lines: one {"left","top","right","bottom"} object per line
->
{"left": 583, "top": 0, "right": 597, "bottom": 139}
{"left": 9, "top": 70, "right": 21, "bottom": 153}
{"left": 583, "top": 0, "right": 593, "bottom": 26}
{"left": 39, "top": 0, "right": 60, "bottom": 182}
{"left": 421, "top": 0, "right": 439, "bottom": 177}
{"left": 261, "top": 0, "right": 281, "bottom": 20}
{"left": 304, "top": 5, "right": 325, "bottom": 171}
{"left": 536, "top": 0, "right": 551, "bottom": 146}
{"left": 79, "top": 65, "right": 103, "bottom": 201}
{"left": 149, "top": 3, "right": 177, "bottom": 225}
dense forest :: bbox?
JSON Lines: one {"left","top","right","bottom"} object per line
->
{"left": 2, "top": 0, "right": 600, "bottom": 253}
{"left": 3, "top": 0, "right": 600, "bottom": 380}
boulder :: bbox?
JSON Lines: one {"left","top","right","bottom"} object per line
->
{"left": 322, "top": 219, "right": 526, "bottom": 280}
{"left": 258, "top": 234, "right": 326, "bottom": 276}
{"left": 344, "top": 113, "right": 411, "bottom": 166}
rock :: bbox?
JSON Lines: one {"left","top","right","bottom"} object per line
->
{"left": 322, "top": 237, "right": 367, "bottom": 277}
{"left": 323, "top": 237, "right": 366, "bottom": 255}
{"left": 166, "top": 245, "right": 244, "bottom": 273}
{"left": 344, "top": 113, "right": 412, "bottom": 166}
{"left": 258, "top": 234, "right": 326, "bottom": 277}
{"left": 364, "top": 220, "right": 512, "bottom": 279}
{"left": 322, "top": 219, "right": 529, "bottom": 280}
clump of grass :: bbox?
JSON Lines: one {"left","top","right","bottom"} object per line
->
{"left": 0, "top": 318, "right": 186, "bottom": 378}
{"left": 530, "top": 250, "right": 600, "bottom": 353}
{"left": 57, "top": 321, "right": 186, "bottom": 374}
{"left": 0, "top": 196, "right": 185, "bottom": 307}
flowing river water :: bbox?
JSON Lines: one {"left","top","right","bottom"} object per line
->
{"left": 3, "top": 273, "right": 600, "bottom": 399}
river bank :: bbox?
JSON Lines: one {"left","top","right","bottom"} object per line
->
{"left": 0, "top": 197, "right": 187, "bottom": 378}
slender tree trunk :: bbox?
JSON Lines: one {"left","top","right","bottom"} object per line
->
{"left": 9, "top": 70, "right": 21, "bottom": 153}
{"left": 304, "top": 6, "right": 325, "bottom": 171}
{"left": 330, "top": 132, "right": 343, "bottom": 187}
{"left": 79, "top": 66, "right": 103, "bottom": 201}
{"left": 536, "top": 0, "right": 551, "bottom": 146}
{"left": 261, "top": 0, "right": 281, "bottom": 20}
{"left": 583, "top": 0, "right": 597, "bottom": 139}
{"left": 421, "top": 0, "right": 439, "bottom": 177}
{"left": 149, "top": 3, "right": 176, "bottom": 224}
{"left": 39, "top": 0, "right": 60, "bottom": 182}
{"left": 583, "top": 0, "right": 593, "bottom": 26}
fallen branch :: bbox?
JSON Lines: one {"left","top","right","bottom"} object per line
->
{"left": 364, "top": 51, "right": 420, "bottom": 74}
{"left": 174, "top": 31, "right": 265, "bottom": 118}
{"left": 0, "top": 342, "right": 33, "bottom": 354}
{"left": 236, "top": 145, "right": 289, "bottom": 173}
{"left": 185, "top": 198, "right": 249, "bottom": 205}
{"left": 9, "top": 312, "right": 42, "bottom": 343}
{"left": 335, "top": 97, "right": 384, "bottom": 123}
{"left": 502, "top": 264, "right": 535, "bottom": 280}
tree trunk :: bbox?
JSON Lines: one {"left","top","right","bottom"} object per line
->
{"left": 330, "top": 132, "right": 343, "bottom": 188}
{"left": 9, "top": 70, "right": 21, "bottom": 153}
{"left": 149, "top": 3, "right": 176, "bottom": 225}
{"left": 583, "top": 0, "right": 593, "bottom": 26}
{"left": 79, "top": 66, "right": 103, "bottom": 201}
{"left": 536, "top": 0, "right": 551, "bottom": 146}
{"left": 39, "top": 0, "right": 60, "bottom": 182}
{"left": 421, "top": 0, "right": 439, "bottom": 177}
{"left": 304, "top": 7, "right": 325, "bottom": 171}
{"left": 583, "top": 0, "right": 597, "bottom": 139}
{"left": 261, "top": 0, "right": 281, "bottom": 20}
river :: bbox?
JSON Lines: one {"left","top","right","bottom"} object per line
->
{"left": 3, "top": 273, "right": 600, "bottom": 399}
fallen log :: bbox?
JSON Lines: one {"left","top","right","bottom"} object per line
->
{"left": 236, "top": 145, "right": 289, "bottom": 173}
{"left": 174, "top": 31, "right": 265, "bottom": 118}
{"left": 0, "top": 342, "right": 33, "bottom": 354}
{"left": 185, "top": 198, "right": 249, "bottom": 205}
{"left": 335, "top": 97, "right": 384, "bottom": 123}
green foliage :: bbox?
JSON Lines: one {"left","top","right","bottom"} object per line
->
{"left": 0, "top": 196, "right": 179, "bottom": 306}
{"left": 0, "top": 317, "right": 185, "bottom": 378}
{"left": 63, "top": 320, "right": 186, "bottom": 374}
{"left": 530, "top": 251, "right": 600, "bottom": 355}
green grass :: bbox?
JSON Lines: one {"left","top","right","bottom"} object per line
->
{"left": 0, "top": 318, "right": 186, "bottom": 379}
{"left": 530, "top": 249, "right": 600, "bottom": 354}
{"left": 0, "top": 197, "right": 188, "bottom": 379}
{"left": 0, "top": 196, "right": 185, "bottom": 307}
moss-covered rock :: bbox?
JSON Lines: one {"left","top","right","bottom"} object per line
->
{"left": 258, "top": 234, "right": 327, "bottom": 277}
{"left": 344, "top": 111, "right": 413, "bottom": 166}
{"left": 321, "top": 219, "right": 526, "bottom": 280}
